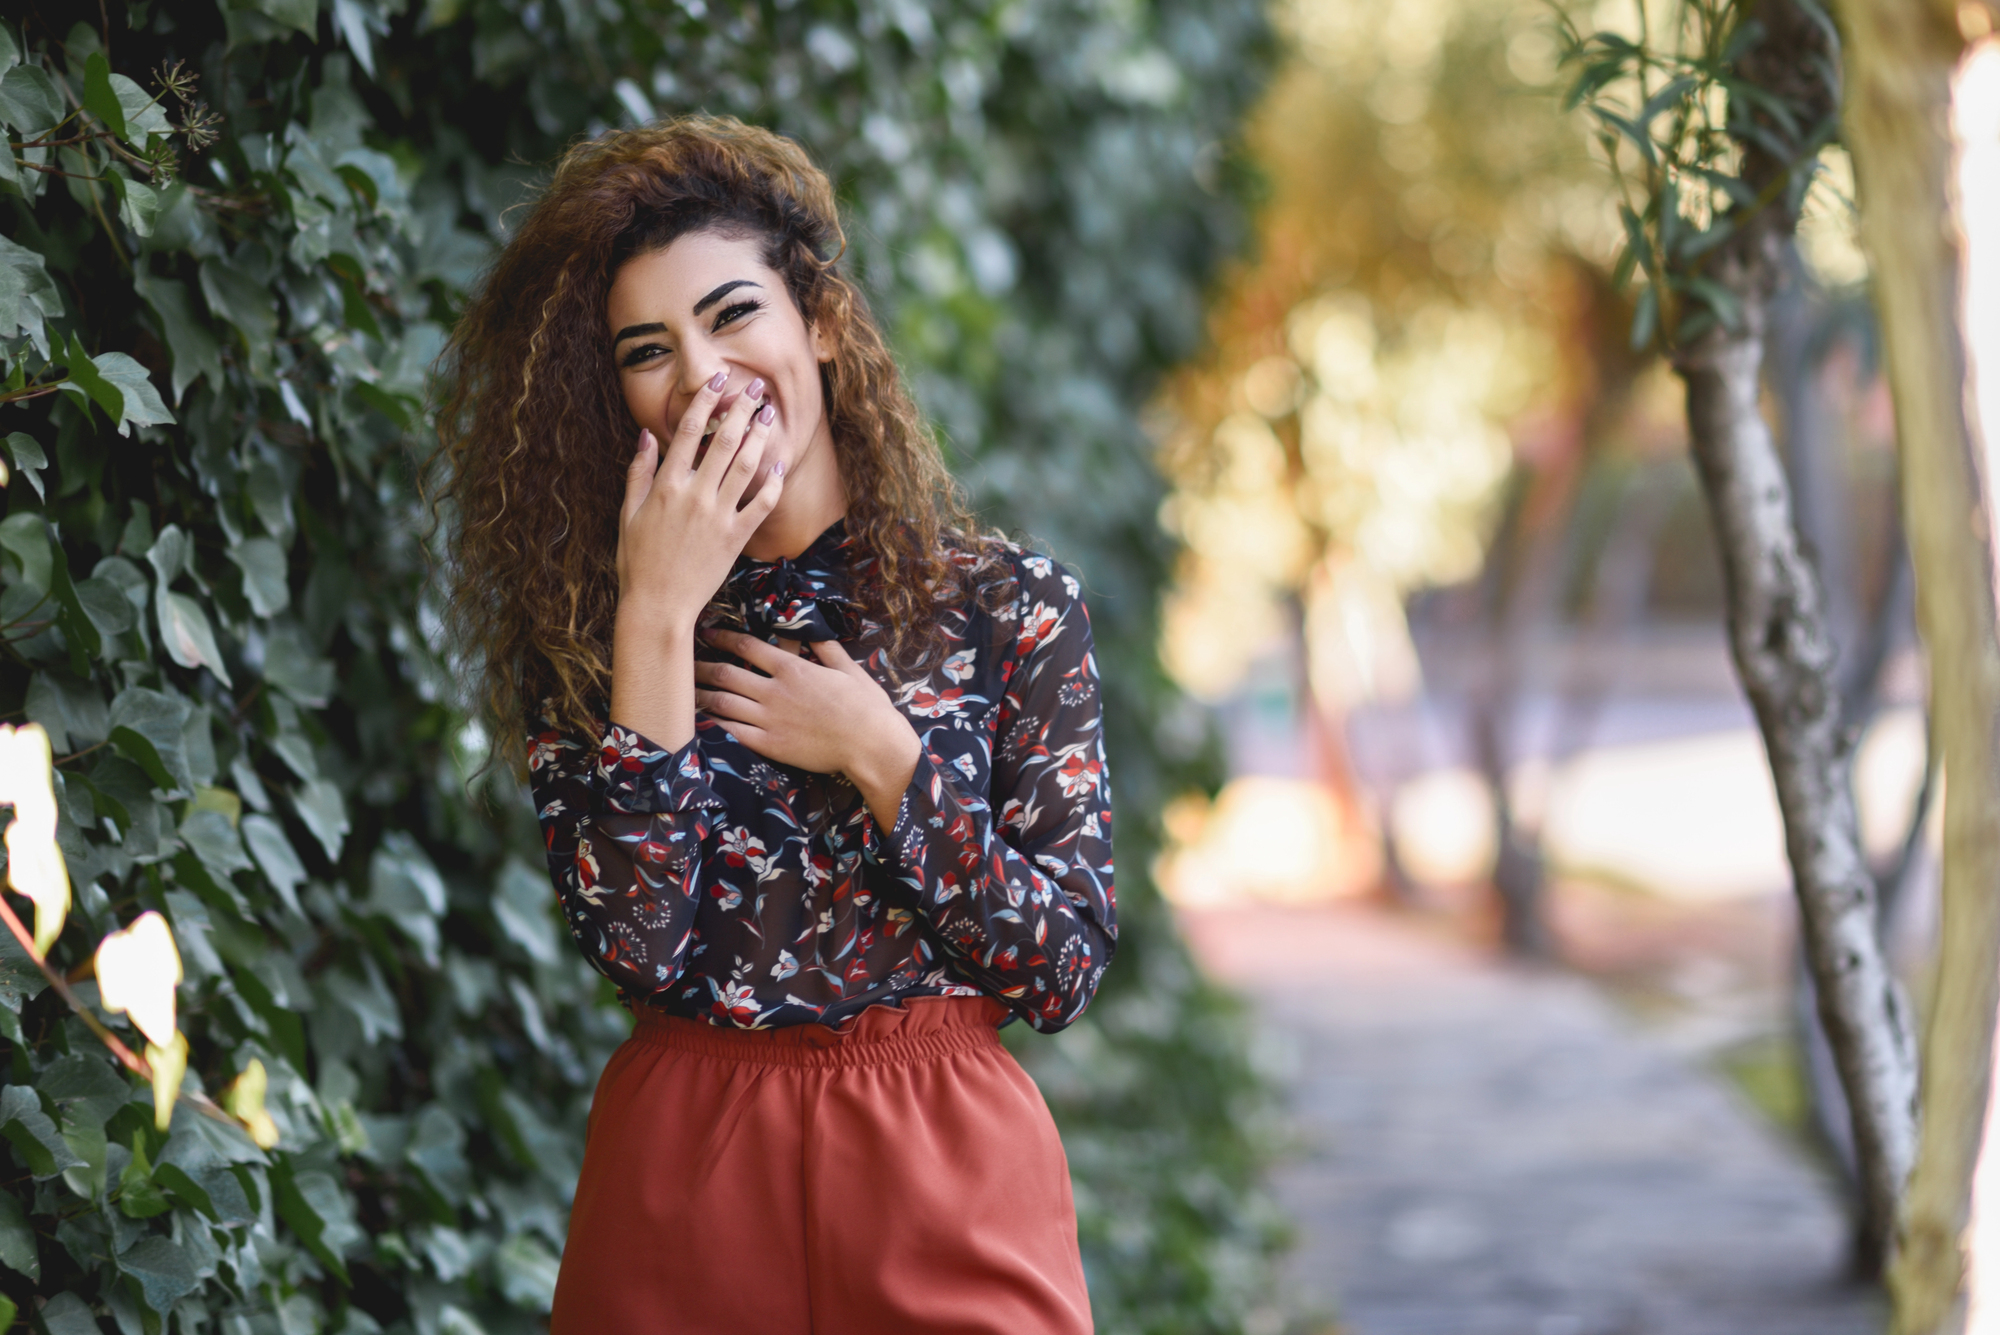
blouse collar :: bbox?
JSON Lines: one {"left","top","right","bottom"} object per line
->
{"left": 719, "top": 519, "right": 860, "bottom": 643}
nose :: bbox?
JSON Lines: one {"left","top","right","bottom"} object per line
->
{"left": 680, "top": 359, "right": 728, "bottom": 395}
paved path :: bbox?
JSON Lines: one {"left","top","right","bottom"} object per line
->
{"left": 1178, "top": 903, "right": 1883, "bottom": 1335}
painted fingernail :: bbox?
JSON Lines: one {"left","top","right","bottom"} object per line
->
{"left": 747, "top": 377, "right": 767, "bottom": 400}
{"left": 772, "top": 460, "right": 785, "bottom": 477}
{"left": 708, "top": 370, "right": 728, "bottom": 392}
{"left": 757, "top": 403, "right": 775, "bottom": 425}
{"left": 639, "top": 429, "right": 657, "bottom": 451}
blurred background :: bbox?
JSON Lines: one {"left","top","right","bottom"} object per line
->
{"left": 1, "top": 0, "right": 1995, "bottom": 1332}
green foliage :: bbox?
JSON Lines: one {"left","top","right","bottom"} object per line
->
{"left": 1558, "top": 0, "right": 1841, "bottom": 350}
{"left": 0, "top": 1, "right": 1278, "bottom": 1333}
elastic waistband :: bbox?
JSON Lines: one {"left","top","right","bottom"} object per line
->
{"left": 626, "top": 995, "right": 1006, "bottom": 1070}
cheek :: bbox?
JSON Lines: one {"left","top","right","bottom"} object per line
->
{"left": 621, "top": 376, "right": 670, "bottom": 432}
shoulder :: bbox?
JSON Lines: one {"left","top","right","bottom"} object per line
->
{"left": 973, "top": 541, "right": 1089, "bottom": 660}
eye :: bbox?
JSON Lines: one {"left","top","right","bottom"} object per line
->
{"left": 620, "top": 341, "right": 670, "bottom": 369}
{"left": 713, "top": 299, "right": 762, "bottom": 331}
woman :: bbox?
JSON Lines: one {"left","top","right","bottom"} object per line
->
{"left": 435, "top": 116, "right": 1113, "bottom": 1334}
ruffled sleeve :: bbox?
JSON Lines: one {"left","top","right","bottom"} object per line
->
{"left": 526, "top": 712, "right": 729, "bottom": 995}
{"left": 877, "top": 557, "right": 1117, "bottom": 1031}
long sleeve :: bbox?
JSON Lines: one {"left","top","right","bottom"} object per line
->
{"left": 879, "top": 561, "right": 1116, "bottom": 1031}
{"left": 527, "top": 713, "right": 729, "bottom": 996}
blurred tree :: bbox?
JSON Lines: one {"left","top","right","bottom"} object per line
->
{"left": 1561, "top": 0, "right": 1920, "bottom": 1276}
{"left": 0, "top": 2, "right": 1284, "bottom": 1331}
{"left": 1156, "top": 0, "right": 1628, "bottom": 945}
{"left": 1825, "top": 0, "right": 2000, "bottom": 1326}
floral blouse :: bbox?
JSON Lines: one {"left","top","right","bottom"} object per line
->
{"left": 526, "top": 521, "right": 1116, "bottom": 1033}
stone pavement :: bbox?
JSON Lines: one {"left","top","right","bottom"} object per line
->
{"left": 1178, "top": 902, "right": 1884, "bottom": 1335}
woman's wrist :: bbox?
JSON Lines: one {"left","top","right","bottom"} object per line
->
{"left": 847, "top": 720, "right": 920, "bottom": 828}
{"left": 615, "top": 592, "right": 704, "bottom": 644}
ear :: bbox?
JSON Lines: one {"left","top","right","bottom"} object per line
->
{"left": 808, "top": 319, "right": 835, "bottom": 364}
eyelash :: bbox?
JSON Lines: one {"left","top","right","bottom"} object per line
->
{"left": 619, "top": 299, "right": 766, "bottom": 369}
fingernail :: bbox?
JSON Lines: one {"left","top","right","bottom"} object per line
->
{"left": 748, "top": 377, "right": 767, "bottom": 400}
{"left": 708, "top": 370, "right": 728, "bottom": 391}
{"left": 757, "top": 403, "right": 776, "bottom": 425}
{"left": 640, "top": 429, "right": 656, "bottom": 450}
{"left": 772, "top": 460, "right": 785, "bottom": 477}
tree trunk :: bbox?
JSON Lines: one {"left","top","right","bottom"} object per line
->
{"left": 1832, "top": 3, "right": 2000, "bottom": 1327}
{"left": 1678, "top": 304, "right": 1920, "bottom": 1276}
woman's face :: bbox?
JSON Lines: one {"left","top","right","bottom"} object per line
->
{"left": 607, "top": 229, "right": 833, "bottom": 497}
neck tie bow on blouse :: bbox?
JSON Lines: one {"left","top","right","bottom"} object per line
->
{"left": 720, "top": 521, "right": 860, "bottom": 644}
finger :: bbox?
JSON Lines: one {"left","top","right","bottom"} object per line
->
{"left": 665, "top": 369, "right": 732, "bottom": 470}
{"left": 808, "top": 638, "right": 871, "bottom": 679}
{"left": 694, "top": 688, "right": 761, "bottom": 723}
{"left": 742, "top": 456, "right": 786, "bottom": 524}
{"left": 722, "top": 402, "right": 776, "bottom": 508}
{"left": 695, "top": 376, "right": 767, "bottom": 485}
{"left": 718, "top": 719, "right": 772, "bottom": 754}
{"left": 621, "top": 429, "right": 659, "bottom": 525}
{"left": 694, "top": 659, "right": 768, "bottom": 698}
{"left": 707, "top": 628, "right": 794, "bottom": 674}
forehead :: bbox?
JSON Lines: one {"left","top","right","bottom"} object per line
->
{"left": 606, "top": 230, "right": 772, "bottom": 322}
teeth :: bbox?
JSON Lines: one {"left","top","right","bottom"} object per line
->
{"left": 702, "top": 416, "right": 721, "bottom": 438}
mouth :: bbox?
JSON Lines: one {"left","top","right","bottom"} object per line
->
{"left": 698, "top": 388, "right": 771, "bottom": 439}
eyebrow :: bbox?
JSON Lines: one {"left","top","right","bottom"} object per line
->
{"left": 612, "top": 279, "right": 765, "bottom": 347}
{"left": 694, "top": 278, "right": 761, "bottom": 315}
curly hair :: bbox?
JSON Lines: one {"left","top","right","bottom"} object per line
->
{"left": 432, "top": 115, "right": 998, "bottom": 742}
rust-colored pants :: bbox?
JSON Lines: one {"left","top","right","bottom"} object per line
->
{"left": 550, "top": 996, "right": 1093, "bottom": 1334}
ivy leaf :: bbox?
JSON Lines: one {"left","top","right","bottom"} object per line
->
{"left": 200, "top": 258, "right": 279, "bottom": 375}
{"left": 119, "top": 1234, "right": 201, "bottom": 1312}
{"left": 264, "top": 624, "right": 333, "bottom": 705}
{"left": 93, "top": 352, "right": 176, "bottom": 436}
{"left": 293, "top": 777, "right": 349, "bottom": 862}
{"left": 112, "top": 173, "right": 163, "bottom": 238}
{"left": 369, "top": 831, "right": 445, "bottom": 962}
{"left": 4, "top": 432, "right": 47, "bottom": 498}
{"left": 134, "top": 273, "right": 224, "bottom": 404}
{"left": 0, "top": 928, "right": 46, "bottom": 1016}
{"left": 110, "top": 72, "right": 172, "bottom": 144}
{"left": 37, "top": 1293, "right": 98, "bottom": 1335}
{"left": 159, "top": 591, "right": 233, "bottom": 686}
{"left": 119, "top": 1139, "right": 174, "bottom": 1219}
{"left": 0, "top": 510, "right": 51, "bottom": 594}
{"left": 0, "top": 1188, "right": 37, "bottom": 1280}
{"left": 0, "top": 63, "right": 62, "bottom": 137}
{"left": 270, "top": 1161, "right": 353, "bottom": 1285}
{"left": 182, "top": 807, "right": 253, "bottom": 883}
{"left": 0, "top": 1085, "right": 86, "bottom": 1179}
{"left": 229, "top": 538, "right": 291, "bottom": 617}
{"left": 82, "top": 53, "right": 126, "bottom": 140}
{"left": 62, "top": 331, "right": 123, "bottom": 424}
{"left": 109, "top": 687, "right": 194, "bottom": 794}
{"left": 493, "top": 859, "right": 562, "bottom": 965}
{"left": 253, "top": 0, "right": 322, "bottom": 39}
{"left": 75, "top": 574, "right": 137, "bottom": 636}
{"left": 0, "top": 233, "right": 63, "bottom": 356}
{"left": 150, "top": 1160, "right": 216, "bottom": 1219}
{"left": 242, "top": 813, "right": 308, "bottom": 915}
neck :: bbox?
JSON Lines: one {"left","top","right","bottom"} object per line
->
{"left": 742, "top": 418, "right": 846, "bottom": 561}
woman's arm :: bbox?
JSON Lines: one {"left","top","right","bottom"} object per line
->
{"left": 879, "top": 565, "right": 1116, "bottom": 1032}
{"left": 528, "top": 712, "right": 730, "bottom": 994}
{"left": 612, "top": 373, "right": 782, "bottom": 749}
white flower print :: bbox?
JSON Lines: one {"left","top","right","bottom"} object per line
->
{"left": 718, "top": 826, "right": 770, "bottom": 875}
{"left": 953, "top": 753, "right": 979, "bottom": 783}
{"left": 771, "top": 950, "right": 799, "bottom": 981}
{"left": 1022, "top": 555, "right": 1053, "bottom": 579}
{"left": 1017, "top": 601, "right": 1063, "bottom": 656}
{"left": 943, "top": 648, "right": 976, "bottom": 682}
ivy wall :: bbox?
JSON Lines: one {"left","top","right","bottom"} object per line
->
{"left": 0, "top": 1, "right": 1278, "bottom": 1331}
